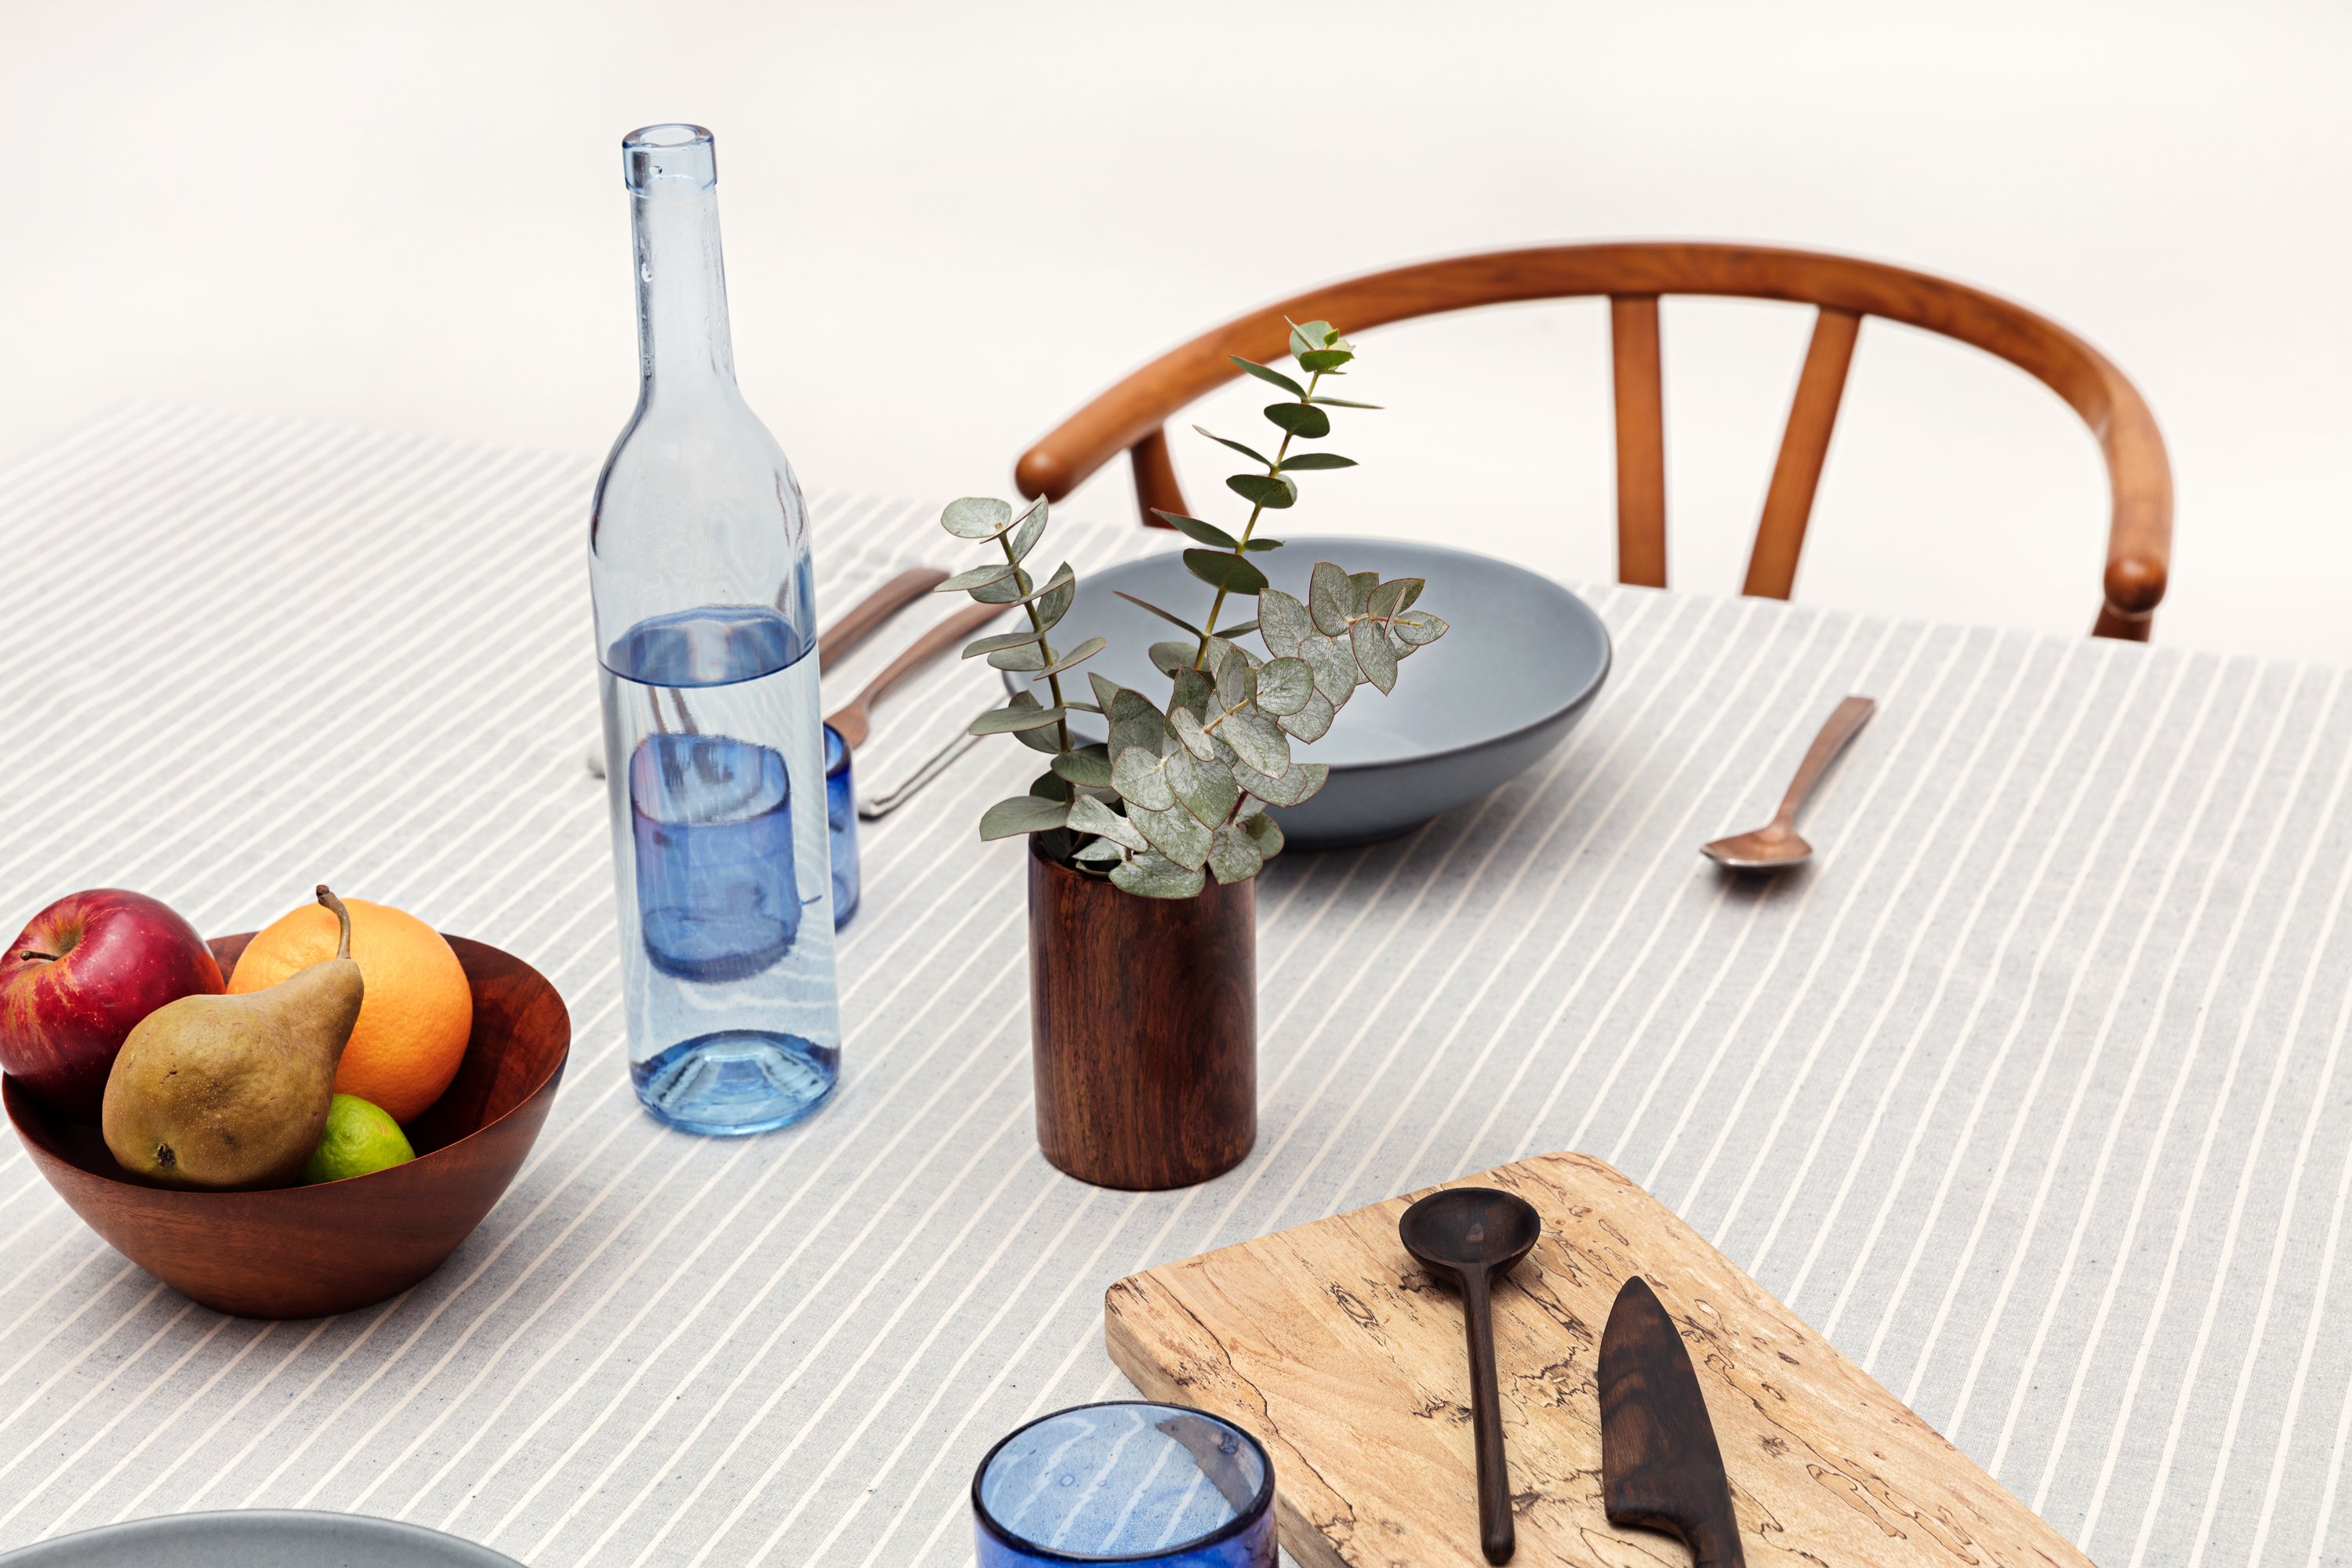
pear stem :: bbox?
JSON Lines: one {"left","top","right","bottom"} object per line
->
{"left": 315, "top": 885, "right": 352, "bottom": 961}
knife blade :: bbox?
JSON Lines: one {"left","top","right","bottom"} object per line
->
{"left": 1599, "top": 1276, "right": 1745, "bottom": 1568}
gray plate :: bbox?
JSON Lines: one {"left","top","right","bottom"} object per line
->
{"left": 0, "top": 1511, "right": 523, "bottom": 1567}
{"left": 1005, "top": 536, "right": 1611, "bottom": 848}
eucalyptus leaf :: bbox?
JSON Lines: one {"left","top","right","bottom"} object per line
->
{"left": 969, "top": 698, "right": 1064, "bottom": 735}
{"left": 1051, "top": 749, "right": 1115, "bottom": 789}
{"left": 1279, "top": 452, "right": 1356, "bottom": 470}
{"left": 941, "top": 496, "right": 1014, "bottom": 539}
{"left": 978, "top": 794, "right": 1070, "bottom": 840}
{"left": 1255, "top": 656, "right": 1312, "bottom": 717}
{"left": 1241, "top": 809, "right": 1286, "bottom": 858}
{"left": 1307, "top": 396, "right": 1381, "bottom": 409}
{"left": 1220, "top": 708, "right": 1290, "bottom": 776}
{"left": 1029, "top": 770, "right": 1073, "bottom": 803}
{"left": 1192, "top": 426, "right": 1273, "bottom": 468}
{"left": 1392, "top": 579, "right": 1425, "bottom": 613}
{"left": 1229, "top": 355, "right": 1305, "bottom": 397}
{"left": 1067, "top": 792, "right": 1147, "bottom": 851}
{"left": 1169, "top": 666, "right": 1213, "bottom": 719}
{"left": 1112, "top": 746, "right": 1175, "bottom": 812}
{"left": 1308, "top": 562, "right": 1351, "bottom": 635}
{"left": 1274, "top": 688, "right": 1336, "bottom": 742}
{"left": 1131, "top": 803, "right": 1213, "bottom": 871}
{"left": 1105, "top": 691, "right": 1171, "bottom": 757}
{"left": 1088, "top": 671, "right": 1123, "bottom": 713}
{"left": 971, "top": 567, "right": 1036, "bottom": 605}
{"left": 964, "top": 627, "right": 1047, "bottom": 659}
{"left": 1367, "top": 578, "right": 1410, "bottom": 620}
{"left": 1148, "top": 640, "right": 1196, "bottom": 677}
{"left": 1116, "top": 591, "right": 1207, "bottom": 637}
{"left": 1170, "top": 705, "right": 1218, "bottom": 761}
{"left": 1219, "top": 619, "right": 1261, "bottom": 636}
{"left": 1149, "top": 510, "right": 1240, "bottom": 550}
{"left": 1234, "top": 757, "right": 1329, "bottom": 808}
{"left": 1256, "top": 589, "right": 1314, "bottom": 657}
{"left": 988, "top": 642, "right": 1047, "bottom": 672}
{"left": 1239, "top": 539, "right": 1283, "bottom": 553}
{"left": 1035, "top": 635, "right": 1107, "bottom": 677}
{"left": 1033, "top": 562, "right": 1077, "bottom": 630}
{"left": 1167, "top": 748, "right": 1240, "bottom": 829}
{"left": 1288, "top": 319, "right": 1335, "bottom": 356}
{"left": 1112, "top": 852, "right": 1205, "bottom": 900}
{"left": 937, "top": 561, "right": 1016, "bottom": 595}
{"left": 1262, "top": 402, "right": 1331, "bottom": 439}
{"left": 1299, "top": 633, "right": 1357, "bottom": 706}
{"left": 1070, "top": 837, "right": 1128, "bottom": 865}
{"left": 1392, "top": 610, "right": 1448, "bottom": 647}
{"left": 1207, "top": 824, "right": 1265, "bottom": 884}
{"left": 1183, "top": 549, "right": 1269, "bottom": 596}
{"left": 1348, "top": 571, "right": 1378, "bottom": 617}
{"left": 1214, "top": 644, "right": 1256, "bottom": 711}
{"left": 1018, "top": 720, "right": 1071, "bottom": 754}
{"left": 1005, "top": 498, "right": 1050, "bottom": 561}
{"left": 1225, "top": 474, "right": 1297, "bottom": 510}
{"left": 1351, "top": 616, "right": 1399, "bottom": 694}
{"left": 1297, "top": 347, "right": 1355, "bottom": 374}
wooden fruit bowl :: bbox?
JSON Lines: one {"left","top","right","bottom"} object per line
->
{"left": 2, "top": 931, "right": 569, "bottom": 1319}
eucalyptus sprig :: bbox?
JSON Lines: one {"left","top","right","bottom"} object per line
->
{"left": 935, "top": 324, "right": 1449, "bottom": 898}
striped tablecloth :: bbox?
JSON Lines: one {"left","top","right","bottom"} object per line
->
{"left": 2, "top": 405, "right": 2348, "bottom": 1568}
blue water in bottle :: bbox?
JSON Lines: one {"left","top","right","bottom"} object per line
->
{"left": 590, "top": 124, "right": 841, "bottom": 1134}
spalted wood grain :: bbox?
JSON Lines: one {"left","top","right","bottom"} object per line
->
{"left": 4, "top": 931, "right": 568, "bottom": 1319}
{"left": 1029, "top": 843, "right": 1255, "bottom": 1190}
{"left": 1105, "top": 1149, "right": 2094, "bottom": 1568}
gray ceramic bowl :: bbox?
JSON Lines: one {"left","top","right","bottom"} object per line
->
{"left": 0, "top": 1511, "right": 521, "bottom": 1567}
{"left": 1006, "top": 536, "right": 1610, "bottom": 848}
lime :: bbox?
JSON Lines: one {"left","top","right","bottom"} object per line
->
{"left": 301, "top": 1094, "right": 416, "bottom": 1184}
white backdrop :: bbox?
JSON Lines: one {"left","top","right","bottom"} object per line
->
{"left": 4, "top": 0, "right": 2344, "bottom": 661}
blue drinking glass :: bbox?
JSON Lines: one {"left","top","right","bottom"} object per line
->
{"left": 825, "top": 723, "right": 858, "bottom": 925}
{"left": 973, "top": 1403, "right": 1276, "bottom": 1568}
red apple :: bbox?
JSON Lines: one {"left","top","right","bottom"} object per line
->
{"left": 0, "top": 890, "right": 223, "bottom": 1121}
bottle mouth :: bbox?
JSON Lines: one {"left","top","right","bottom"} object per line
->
{"left": 623, "top": 123, "right": 716, "bottom": 194}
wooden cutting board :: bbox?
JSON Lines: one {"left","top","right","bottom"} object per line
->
{"left": 1104, "top": 1150, "right": 2092, "bottom": 1568}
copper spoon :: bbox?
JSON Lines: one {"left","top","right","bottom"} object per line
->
{"left": 824, "top": 601, "right": 1007, "bottom": 750}
{"left": 1399, "top": 1186, "right": 1542, "bottom": 1564}
{"left": 1701, "top": 695, "right": 1875, "bottom": 870}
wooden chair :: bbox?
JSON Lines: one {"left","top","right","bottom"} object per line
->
{"left": 1014, "top": 243, "right": 2172, "bottom": 640}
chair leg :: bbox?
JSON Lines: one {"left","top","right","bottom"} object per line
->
{"left": 1610, "top": 296, "right": 1668, "bottom": 588}
{"left": 1130, "top": 427, "right": 1187, "bottom": 528}
{"left": 2092, "top": 601, "right": 2153, "bottom": 641}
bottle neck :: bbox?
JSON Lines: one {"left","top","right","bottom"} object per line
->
{"left": 631, "top": 182, "right": 737, "bottom": 394}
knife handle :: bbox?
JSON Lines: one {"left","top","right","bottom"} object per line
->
{"left": 1461, "top": 1273, "right": 1515, "bottom": 1564}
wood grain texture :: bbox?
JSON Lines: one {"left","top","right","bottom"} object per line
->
{"left": 4, "top": 930, "right": 569, "bottom": 1319}
{"left": 1601, "top": 1276, "right": 1745, "bottom": 1567}
{"left": 1029, "top": 841, "right": 1256, "bottom": 1190}
{"left": 1609, "top": 296, "right": 1668, "bottom": 589}
{"left": 1013, "top": 241, "right": 2171, "bottom": 640}
{"left": 1104, "top": 1149, "right": 2095, "bottom": 1568}
{"left": 1744, "top": 307, "right": 1862, "bottom": 602}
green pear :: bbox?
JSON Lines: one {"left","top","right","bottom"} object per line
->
{"left": 103, "top": 885, "right": 365, "bottom": 1190}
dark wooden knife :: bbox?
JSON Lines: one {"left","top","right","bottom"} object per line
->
{"left": 1599, "top": 1276, "right": 1745, "bottom": 1568}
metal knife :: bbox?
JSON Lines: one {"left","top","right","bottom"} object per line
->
{"left": 1598, "top": 1276, "right": 1746, "bottom": 1568}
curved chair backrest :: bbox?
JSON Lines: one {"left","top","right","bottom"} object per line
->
{"left": 1014, "top": 243, "right": 2172, "bottom": 640}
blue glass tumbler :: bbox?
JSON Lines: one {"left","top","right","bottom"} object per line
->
{"left": 825, "top": 724, "right": 858, "bottom": 924}
{"left": 973, "top": 1403, "right": 1277, "bottom": 1568}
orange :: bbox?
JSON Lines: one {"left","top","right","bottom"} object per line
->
{"left": 230, "top": 895, "right": 472, "bottom": 1124}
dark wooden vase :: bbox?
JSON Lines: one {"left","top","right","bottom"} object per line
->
{"left": 1027, "top": 840, "right": 1256, "bottom": 1190}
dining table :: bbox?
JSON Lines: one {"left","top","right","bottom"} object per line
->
{"left": 2, "top": 401, "right": 2347, "bottom": 1568}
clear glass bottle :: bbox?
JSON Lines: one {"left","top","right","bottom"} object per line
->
{"left": 590, "top": 123, "right": 840, "bottom": 1135}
